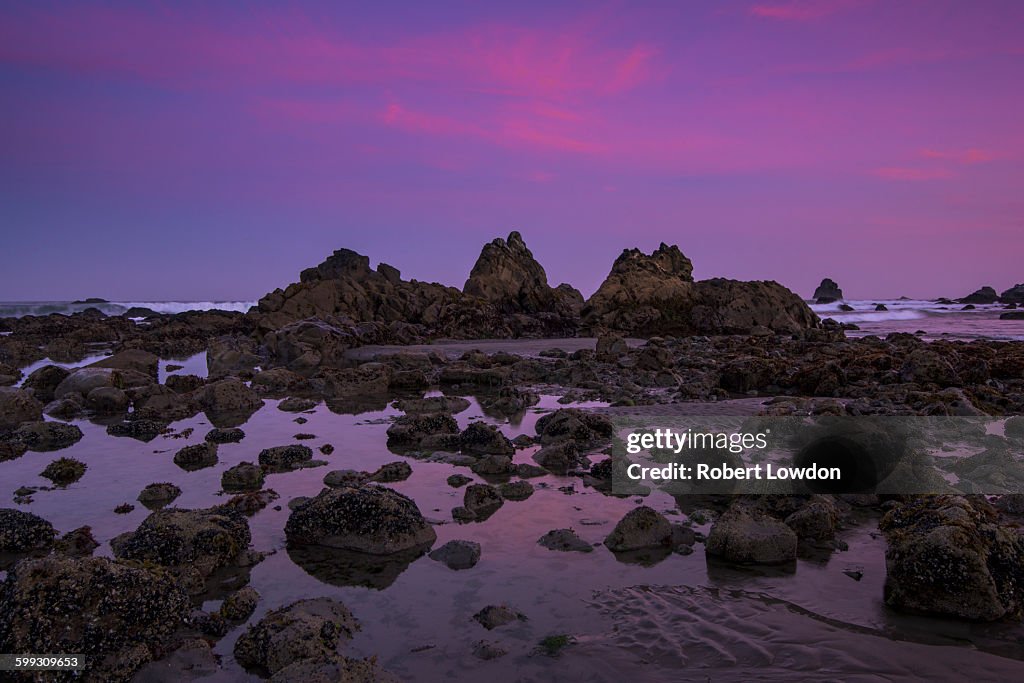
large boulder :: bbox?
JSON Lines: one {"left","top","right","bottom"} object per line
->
{"left": 463, "top": 231, "right": 581, "bottom": 317}
{"left": 582, "top": 244, "right": 816, "bottom": 336}
{"left": 110, "top": 507, "right": 254, "bottom": 594}
{"left": 234, "top": 598, "right": 359, "bottom": 676}
{"left": 880, "top": 495, "right": 1024, "bottom": 620}
{"left": 0, "top": 387, "right": 43, "bottom": 431}
{"left": 285, "top": 485, "right": 436, "bottom": 554}
{"left": 813, "top": 278, "right": 844, "bottom": 303}
{"left": 0, "top": 556, "right": 191, "bottom": 683}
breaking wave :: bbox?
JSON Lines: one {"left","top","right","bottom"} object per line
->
{"left": 0, "top": 300, "right": 257, "bottom": 318}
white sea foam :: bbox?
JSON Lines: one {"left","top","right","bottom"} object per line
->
{"left": 0, "top": 300, "right": 257, "bottom": 318}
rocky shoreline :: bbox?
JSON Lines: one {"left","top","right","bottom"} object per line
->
{"left": 1, "top": 234, "right": 1024, "bottom": 681}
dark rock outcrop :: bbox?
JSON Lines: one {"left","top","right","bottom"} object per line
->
{"left": 1001, "top": 284, "right": 1024, "bottom": 304}
{"left": 813, "top": 278, "right": 844, "bottom": 303}
{"left": 582, "top": 244, "right": 817, "bottom": 336}
{"left": 463, "top": 231, "right": 581, "bottom": 318}
{"left": 959, "top": 286, "right": 999, "bottom": 304}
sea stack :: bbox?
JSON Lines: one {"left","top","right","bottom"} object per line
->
{"left": 813, "top": 278, "right": 843, "bottom": 303}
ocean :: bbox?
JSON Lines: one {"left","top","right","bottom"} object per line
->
{"left": 1, "top": 298, "right": 1022, "bottom": 341}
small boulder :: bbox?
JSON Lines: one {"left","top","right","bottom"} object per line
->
{"left": 173, "top": 442, "right": 219, "bottom": 471}
{"left": 472, "top": 605, "right": 527, "bottom": 630}
{"left": 706, "top": 505, "right": 798, "bottom": 565}
{"left": 603, "top": 506, "right": 672, "bottom": 552}
{"left": 428, "top": 540, "right": 482, "bottom": 570}
{"left": 259, "top": 444, "right": 313, "bottom": 472}
{"left": 538, "top": 529, "right": 592, "bottom": 553}
{"left": 137, "top": 482, "right": 182, "bottom": 508}
{"left": 39, "top": 457, "right": 87, "bottom": 485}
{"left": 222, "top": 462, "right": 265, "bottom": 492}
{"left": 0, "top": 387, "right": 43, "bottom": 431}
{"left": 0, "top": 508, "right": 56, "bottom": 555}
{"left": 13, "top": 421, "right": 84, "bottom": 452}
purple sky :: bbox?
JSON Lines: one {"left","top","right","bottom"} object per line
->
{"left": 2, "top": 0, "right": 1022, "bottom": 302}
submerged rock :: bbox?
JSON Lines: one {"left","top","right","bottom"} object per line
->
{"left": 285, "top": 485, "right": 436, "bottom": 555}
{"left": 472, "top": 604, "right": 527, "bottom": 630}
{"left": 233, "top": 598, "right": 360, "bottom": 676}
{"left": 880, "top": 495, "right": 1024, "bottom": 620}
{"left": 428, "top": 539, "right": 482, "bottom": 570}
{"left": 538, "top": 528, "right": 593, "bottom": 553}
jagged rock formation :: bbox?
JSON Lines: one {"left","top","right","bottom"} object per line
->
{"left": 463, "top": 231, "right": 581, "bottom": 316}
{"left": 253, "top": 237, "right": 580, "bottom": 340}
{"left": 813, "top": 278, "right": 844, "bottom": 303}
{"left": 252, "top": 234, "right": 816, "bottom": 351}
{"left": 581, "top": 244, "right": 817, "bottom": 336}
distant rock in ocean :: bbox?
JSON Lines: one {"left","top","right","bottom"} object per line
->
{"left": 813, "top": 278, "right": 843, "bottom": 303}
{"left": 1001, "top": 284, "right": 1024, "bottom": 304}
{"left": 959, "top": 286, "right": 999, "bottom": 304}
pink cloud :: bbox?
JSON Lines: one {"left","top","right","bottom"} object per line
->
{"left": 921, "top": 147, "right": 998, "bottom": 164}
{"left": 874, "top": 166, "right": 955, "bottom": 181}
{"left": 750, "top": 0, "right": 865, "bottom": 21}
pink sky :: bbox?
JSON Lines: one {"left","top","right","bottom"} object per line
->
{"left": 1, "top": 0, "right": 1022, "bottom": 301}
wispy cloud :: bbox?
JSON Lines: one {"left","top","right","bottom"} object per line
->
{"left": 921, "top": 147, "right": 998, "bottom": 164}
{"left": 750, "top": 0, "right": 865, "bottom": 21}
{"left": 874, "top": 166, "right": 954, "bottom": 181}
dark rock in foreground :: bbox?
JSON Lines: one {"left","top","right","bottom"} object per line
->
{"left": 0, "top": 507, "right": 56, "bottom": 556}
{"left": 880, "top": 495, "right": 1024, "bottom": 620}
{"left": 0, "top": 555, "right": 191, "bottom": 682}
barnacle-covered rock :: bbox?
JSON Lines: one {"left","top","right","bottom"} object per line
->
{"left": 880, "top": 495, "right": 1024, "bottom": 620}
{"left": 0, "top": 555, "right": 190, "bottom": 682}
{"left": 222, "top": 461, "right": 265, "bottom": 491}
{"left": 110, "top": 506, "right": 255, "bottom": 595}
{"left": 234, "top": 598, "right": 360, "bottom": 676}
{"left": 604, "top": 506, "right": 672, "bottom": 552}
{"left": 0, "top": 508, "right": 56, "bottom": 558}
{"left": 259, "top": 444, "right": 313, "bottom": 472}
{"left": 40, "top": 456, "right": 87, "bottom": 485}
{"left": 285, "top": 485, "right": 436, "bottom": 555}
{"left": 12, "top": 421, "right": 84, "bottom": 452}
{"left": 173, "top": 442, "right": 218, "bottom": 471}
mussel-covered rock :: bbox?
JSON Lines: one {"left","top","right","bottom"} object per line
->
{"left": 285, "top": 485, "right": 436, "bottom": 555}
{"left": 233, "top": 597, "right": 360, "bottom": 676}
{"left": 0, "top": 555, "right": 191, "bottom": 682}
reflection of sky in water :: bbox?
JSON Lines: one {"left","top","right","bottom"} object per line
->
{"left": 1, "top": 394, "right": 1021, "bottom": 679}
